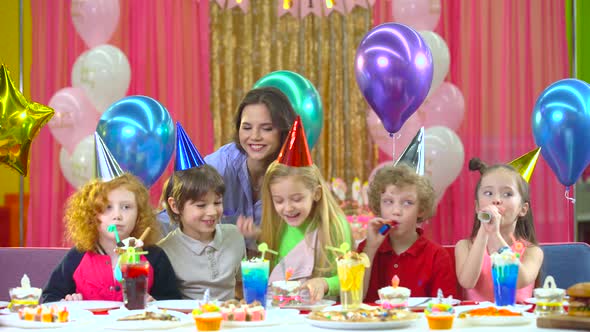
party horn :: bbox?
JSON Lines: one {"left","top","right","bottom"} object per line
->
{"left": 477, "top": 211, "right": 492, "bottom": 223}
{"left": 378, "top": 224, "right": 391, "bottom": 235}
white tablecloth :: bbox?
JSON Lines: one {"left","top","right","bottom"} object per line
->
{"left": 0, "top": 313, "right": 577, "bottom": 332}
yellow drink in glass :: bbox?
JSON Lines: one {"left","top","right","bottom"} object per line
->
{"left": 336, "top": 252, "right": 370, "bottom": 311}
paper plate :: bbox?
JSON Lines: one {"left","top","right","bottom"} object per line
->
{"left": 0, "top": 309, "right": 94, "bottom": 329}
{"left": 43, "top": 300, "right": 123, "bottom": 313}
{"left": 305, "top": 315, "right": 418, "bottom": 330}
{"left": 375, "top": 297, "right": 460, "bottom": 307}
{"left": 0, "top": 301, "right": 9, "bottom": 309}
{"left": 462, "top": 312, "right": 535, "bottom": 326}
{"left": 153, "top": 299, "right": 199, "bottom": 313}
{"left": 276, "top": 299, "right": 336, "bottom": 311}
{"left": 105, "top": 308, "right": 192, "bottom": 330}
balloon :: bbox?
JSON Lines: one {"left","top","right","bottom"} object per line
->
{"left": 532, "top": 78, "right": 590, "bottom": 186}
{"left": 424, "top": 126, "right": 464, "bottom": 198}
{"left": 0, "top": 65, "right": 54, "bottom": 176}
{"left": 48, "top": 87, "right": 101, "bottom": 154}
{"left": 71, "top": 0, "right": 120, "bottom": 48}
{"left": 366, "top": 108, "right": 423, "bottom": 158}
{"left": 419, "top": 31, "right": 450, "bottom": 97}
{"left": 253, "top": 71, "right": 323, "bottom": 149}
{"left": 59, "top": 135, "right": 96, "bottom": 188}
{"left": 392, "top": 0, "right": 441, "bottom": 31}
{"left": 420, "top": 82, "right": 465, "bottom": 130}
{"left": 96, "top": 96, "right": 175, "bottom": 187}
{"left": 72, "top": 44, "right": 131, "bottom": 113}
{"left": 355, "top": 23, "right": 433, "bottom": 133}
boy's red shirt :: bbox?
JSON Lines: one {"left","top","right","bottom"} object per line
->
{"left": 358, "top": 228, "right": 458, "bottom": 302}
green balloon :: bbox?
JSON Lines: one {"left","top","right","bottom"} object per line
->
{"left": 253, "top": 71, "right": 323, "bottom": 149}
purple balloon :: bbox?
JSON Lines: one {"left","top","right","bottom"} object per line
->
{"left": 355, "top": 23, "right": 433, "bottom": 133}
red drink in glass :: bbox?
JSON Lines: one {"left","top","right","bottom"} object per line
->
{"left": 121, "top": 261, "right": 150, "bottom": 310}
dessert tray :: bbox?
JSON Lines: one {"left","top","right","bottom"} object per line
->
{"left": 104, "top": 308, "right": 193, "bottom": 330}
{"left": 305, "top": 307, "right": 419, "bottom": 330}
{"left": 0, "top": 308, "right": 94, "bottom": 329}
{"left": 222, "top": 308, "right": 300, "bottom": 327}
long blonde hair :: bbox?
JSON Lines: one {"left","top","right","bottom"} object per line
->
{"left": 259, "top": 161, "right": 352, "bottom": 277}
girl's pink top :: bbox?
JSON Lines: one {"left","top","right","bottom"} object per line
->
{"left": 465, "top": 244, "right": 533, "bottom": 303}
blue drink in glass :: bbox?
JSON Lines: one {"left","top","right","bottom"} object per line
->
{"left": 491, "top": 253, "right": 519, "bottom": 306}
{"left": 241, "top": 259, "right": 269, "bottom": 308}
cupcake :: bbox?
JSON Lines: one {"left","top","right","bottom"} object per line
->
{"left": 424, "top": 303, "right": 455, "bottom": 330}
{"left": 194, "top": 312, "right": 223, "bottom": 331}
{"left": 193, "top": 302, "right": 222, "bottom": 331}
{"left": 8, "top": 274, "right": 42, "bottom": 312}
{"left": 378, "top": 275, "right": 411, "bottom": 310}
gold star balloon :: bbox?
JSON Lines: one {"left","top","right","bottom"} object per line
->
{"left": 0, "top": 64, "right": 54, "bottom": 176}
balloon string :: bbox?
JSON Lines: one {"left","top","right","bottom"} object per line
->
{"left": 564, "top": 187, "right": 576, "bottom": 204}
{"left": 389, "top": 132, "right": 395, "bottom": 159}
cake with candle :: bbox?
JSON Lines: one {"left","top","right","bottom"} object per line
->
{"left": 8, "top": 274, "right": 42, "bottom": 312}
{"left": 424, "top": 302, "right": 455, "bottom": 329}
{"left": 193, "top": 302, "right": 223, "bottom": 331}
{"left": 378, "top": 275, "right": 411, "bottom": 310}
{"left": 270, "top": 268, "right": 302, "bottom": 306}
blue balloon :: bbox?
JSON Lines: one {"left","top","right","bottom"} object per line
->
{"left": 96, "top": 96, "right": 175, "bottom": 187}
{"left": 532, "top": 78, "right": 590, "bottom": 187}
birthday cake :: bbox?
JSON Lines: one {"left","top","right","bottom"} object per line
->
{"left": 270, "top": 280, "right": 301, "bottom": 306}
{"left": 8, "top": 274, "right": 42, "bottom": 312}
{"left": 378, "top": 275, "right": 411, "bottom": 309}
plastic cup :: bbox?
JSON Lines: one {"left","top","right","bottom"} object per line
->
{"left": 337, "top": 258, "right": 365, "bottom": 310}
{"left": 121, "top": 261, "right": 150, "bottom": 310}
{"left": 241, "top": 260, "right": 269, "bottom": 308}
{"left": 491, "top": 262, "right": 519, "bottom": 306}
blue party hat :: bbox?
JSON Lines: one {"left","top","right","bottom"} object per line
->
{"left": 394, "top": 127, "right": 425, "bottom": 175}
{"left": 175, "top": 122, "right": 206, "bottom": 171}
{"left": 94, "top": 132, "right": 124, "bottom": 181}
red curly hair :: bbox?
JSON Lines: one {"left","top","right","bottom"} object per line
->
{"left": 64, "top": 173, "right": 161, "bottom": 252}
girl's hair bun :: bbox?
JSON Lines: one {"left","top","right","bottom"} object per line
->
{"left": 469, "top": 157, "right": 487, "bottom": 174}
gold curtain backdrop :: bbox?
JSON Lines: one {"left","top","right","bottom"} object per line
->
{"left": 210, "top": 0, "right": 378, "bottom": 185}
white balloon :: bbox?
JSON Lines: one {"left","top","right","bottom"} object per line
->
{"left": 419, "top": 31, "right": 450, "bottom": 98}
{"left": 72, "top": 44, "right": 131, "bottom": 113}
{"left": 59, "top": 135, "right": 96, "bottom": 188}
{"left": 424, "top": 126, "right": 464, "bottom": 197}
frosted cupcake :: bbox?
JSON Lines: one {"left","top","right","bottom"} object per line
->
{"left": 424, "top": 303, "right": 455, "bottom": 330}
{"left": 378, "top": 275, "right": 411, "bottom": 310}
{"left": 8, "top": 274, "right": 42, "bottom": 312}
{"left": 193, "top": 302, "right": 222, "bottom": 331}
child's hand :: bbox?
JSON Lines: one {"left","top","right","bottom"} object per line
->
{"left": 63, "top": 293, "right": 83, "bottom": 301}
{"left": 365, "top": 217, "right": 391, "bottom": 250}
{"left": 300, "top": 278, "right": 328, "bottom": 303}
{"left": 479, "top": 205, "right": 502, "bottom": 234}
{"left": 237, "top": 215, "right": 261, "bottom": 239}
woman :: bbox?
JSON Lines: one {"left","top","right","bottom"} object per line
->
{"left": 205, "top": 87, "right": 297, "bottom": 231}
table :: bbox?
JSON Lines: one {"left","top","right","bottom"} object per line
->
{"left": 0, "top": 312, "right": 576, "bottom": 332}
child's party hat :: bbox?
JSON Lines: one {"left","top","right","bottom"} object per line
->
{"left": 175, "top": 122, "right": 206, "bottom": 171}
{"left": 394, "top": 127, "right": 425, "bottom": 175}
{"left": 94, "top": 132, "right": 124, "bottom": 181}
{"left": 508, "top": 147, "right": 541, "bottom": 183}
{"left": 277, "top": 116, "right": 313, "bottom": 167}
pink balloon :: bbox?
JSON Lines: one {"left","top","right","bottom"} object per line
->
{"left": 71, "top": 0, "right": 120, "bottom": 48}
{"left": 392, "top": 0, "right": 441, "bottom": 31}
{"left": 366, "top": 108, "right": 424, "bottom": 158}
{"left": 48, "top": 87, "right": 101, "bottom": 154}
{"left": 420, "top": 83, "right": 465, "bottom": 130}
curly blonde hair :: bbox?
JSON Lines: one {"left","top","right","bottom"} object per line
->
{"left": 368, "top": 163, "right": 435, "bottom": 223}
{"left": 65, "top": 173, "right": 161, "bottom": 252}
{"left": 259, "top": 161, "right": 352, "bottom": 277}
